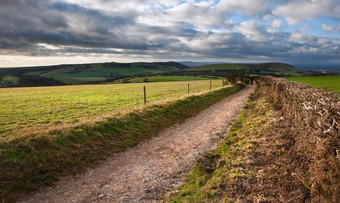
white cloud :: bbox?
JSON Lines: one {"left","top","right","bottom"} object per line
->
{"left": 272, "top": 19, "right": 282, "bottom": 28}
{"left": 323, "top": 24, "right": 335, "bottom": 32}
{"left": 322, "top": 24, "right": 340, "bottom": 32}
{"left": 153, "top": 0, "right": 182, "bottom": 8}
{"left": 235, "top": 21, "right": 268, "bottom": 42}
{"left": 289, "top": 46, "right": 318, "bottom": 54}
{"left": 289, "top": 32, "right": 316, "bottom": 44}
{"left": 274, "top": 0, "right": 340, "bottom": 25}
{"left": 216, "top": 0, "right": 272, "bottom": 16}
{"left": 56, "top": 0, "right": 149, "bottom": 13}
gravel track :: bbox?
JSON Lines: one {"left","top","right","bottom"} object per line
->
{"left": 21, "top": 85, "right": 255, "bottom": 203}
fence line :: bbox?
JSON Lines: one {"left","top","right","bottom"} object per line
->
{"left": 142, "top": 80, "right": 226, "bottom": 104}
{"left": 1, "top": 80, "right": 229, "bottom": 135}
{"left": 143, "top": 86, "right": 146, "bottom": 105}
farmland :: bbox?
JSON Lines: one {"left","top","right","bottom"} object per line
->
{"left": 0, "top": 62, "right": 313, "bottom": 88}
{"left": 286, "top": 75, "right": 340, "bottom": 93}
{"left": 0, "top": 62, "right": 188, "bottom": 86}
{"left": 113, "top": 75, "right": 223, "bottom": 83}
{"left": 0, "top": 79, "right": 224, "bottom": 140}
{"left": 0, "top": 82, "right": 244, "bottom": 201}
{"left": 182, "top": 62, "right": 309, "bottom": 77}
{"left": 184, "top": 64, "right": 241, "bottom": 71}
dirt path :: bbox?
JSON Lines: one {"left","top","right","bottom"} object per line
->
{"left": 21, "top": 85, "right": 256, "bottom": 203}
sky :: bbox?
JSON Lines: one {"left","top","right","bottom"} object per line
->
{"left": 0, "top": 0, "right": 340, "bottom": 67}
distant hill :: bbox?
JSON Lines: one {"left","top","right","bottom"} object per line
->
{"left": 0, "top": 61, "right": 315, "bottom": 88}
{"left": 182, "top": 62, "right": 310, "bottom": 77}
{"left": 179, "top": 61, "right": 219, "bottom": 67}
{"left": 0, "top": 62, "right": 188, "bottom": 86}
{"left": 293, "top": 63, "right": 340, "bottom": 75}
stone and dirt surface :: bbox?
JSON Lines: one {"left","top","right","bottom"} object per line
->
{"left": 19, "top": 85, "right": 256, "bottom": 203}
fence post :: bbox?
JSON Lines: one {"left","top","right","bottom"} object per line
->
{"left": 143, "top": 86, "right": 146, "bottom": 105}
{"left": 188, "top": 84, "right": 190, "bottom": 94}
{"left": 210, "top": 80, "right": 212, "bottom": 91}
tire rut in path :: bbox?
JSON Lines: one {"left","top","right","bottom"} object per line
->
{"left": 21, "top": 85, "right": 256, "bottom": 203}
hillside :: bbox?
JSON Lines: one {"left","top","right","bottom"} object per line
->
{"left": 183, "top": 62, "right": 310, "bottom": 77}
{"left": 0, "top": 62, "right": 188, "bottom": 86}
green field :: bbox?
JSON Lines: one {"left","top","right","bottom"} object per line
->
{"left": 0, "top": 80, "right": 224, "bottom": 141}
{"left": 0, "top": 84, "right": 244, "bottom": 201}
{"left": 286, "top": 75, "right": 340, "bottom": 93}
{"left": 183, "top": 63, "right": 308, "bottom": 77}
{"left": 113, "top": 75, "right": 223, "bottom": 83}
{"left": 0, "top": 62, "right": 188, "bottom": 86}
{"left": 185, "top": 64, "right": 241, "bottom": 71}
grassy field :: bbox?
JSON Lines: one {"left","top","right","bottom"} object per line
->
{"left": 0, "top": 80, "right": 224, "bottom": 141}
{"left": 0, "top": 62, "right": 188, "bottom": 86}
{"left": 113, "top": 75, "right": 223, "bottom": 83}
{"left": 184, "top": 64, "right": 241, "bottom": 71}
{"left": 286, "top": 75, "right": 340, "bottom": 93}
{"left": 0, "top": 84, "right": 244, "bottom": 202}
{"left": 182, "top": 63, "right": 308, "bottom": 77}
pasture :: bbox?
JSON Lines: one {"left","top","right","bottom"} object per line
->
{"left": 286, "top": 75, "right": 340, "bottom": 93}
{"left": 0, "top": 80, "right": 224, "bottom": 140}
{"left": 113, "top": 75, "right": 222, "bottom": 83}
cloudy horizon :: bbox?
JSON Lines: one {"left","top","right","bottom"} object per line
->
{"left": 0, "top": 0, "right": 340, "bottom": 68}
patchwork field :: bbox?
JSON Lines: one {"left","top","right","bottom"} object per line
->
{"left": 286, "top": 75, "right": 340, "bottom": 93}
{"left": 182, "top": 63, "right": 309, "bottom": 77}
{"left": 0, "top": 62, "right": 188, "bottom": 86}
{"left": 0, "top": 80, "right": 224, "bottom": 140}
{"left": 113, "top": 75, "right": 223, "bottom": 83}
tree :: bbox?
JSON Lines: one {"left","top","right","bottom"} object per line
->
{"left": 226, "top": 72, "right": 248, "bottom": 84}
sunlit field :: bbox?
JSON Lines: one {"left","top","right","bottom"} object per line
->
{"left": 0, "top": 80, "right": 224, "bottom": 140}
{"left": 286, "top": 75, "right": 340, "bottom": 94}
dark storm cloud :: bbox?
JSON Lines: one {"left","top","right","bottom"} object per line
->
{"left": 50, "top": 1, "right": 138, "bottom": 38}
{"left": 0, "top": 0, "right": 151, "bottom": 52}
{"left": 0, "top": 0, "right": 339, "bottom": 66}
{"left": 0, "top": 0, "right": 68, "bottom": 31}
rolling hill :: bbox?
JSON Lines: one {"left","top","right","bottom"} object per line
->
{"left": 0, "top": 62, "right": 188, "bottom": 86}
{"left": 182, "top": 62, "right": 310, "bottom": 77}
{"left": 0, "top": 61, "right": 312, "bottom": 87}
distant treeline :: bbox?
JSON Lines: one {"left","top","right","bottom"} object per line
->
{"left": 0, "top": 75, "right": 64, "bottom": 88}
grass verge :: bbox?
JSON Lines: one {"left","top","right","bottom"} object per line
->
{"left": 168, "top": 88, "right": 271, "bottom": 202}
{"left": 168, "top": 81, "right": 313, "bottom": 202}
{"left": 0, "top": 85, "right": 245, "bottom": 202}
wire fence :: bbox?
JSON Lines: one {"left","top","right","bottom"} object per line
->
{"left": 0, "top": 80, "right": 227, "bottom": 137}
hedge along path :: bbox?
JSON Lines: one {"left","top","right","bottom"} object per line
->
{"left": 20, "top": 85, "right": 256, "bottom": 203}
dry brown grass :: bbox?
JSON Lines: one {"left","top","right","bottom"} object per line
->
{"left": 169, "top": 77, "right": 339, "bottom": 202}
{"left": 261, "top": 76, "right": 340, "bottom": 202}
